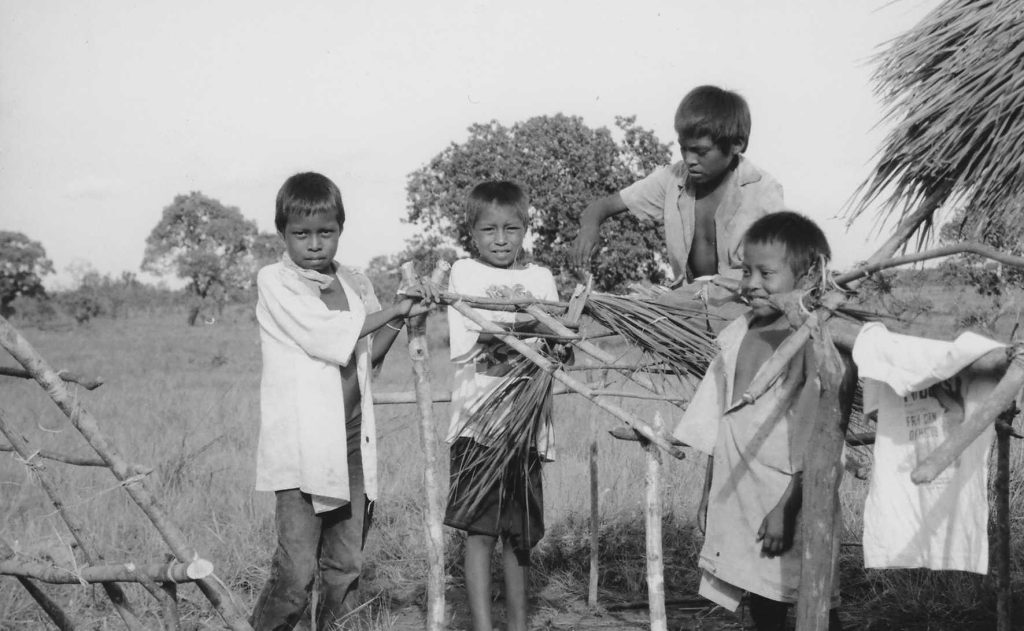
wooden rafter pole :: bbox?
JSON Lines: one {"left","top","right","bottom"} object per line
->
{"left": 0, "top": 536, "right": 79, "bottom": 631}
{"left": 0, "top": 410, "right": 144, "bottom": 631}
{"left": 0, "top": 315, "right": 253, "bottom": 631}
{"left": 401, "top": 261, "right": 447, "bottom": 631}
{"left": 0, "top": 557, "right": 213, "bottom": 583}
{"left": 446, "top": 300, "right": 685, "bottom": 459}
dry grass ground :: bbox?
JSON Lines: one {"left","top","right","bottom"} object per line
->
{"left": 0, "top": 288, "right": 1021, "bottom": 629}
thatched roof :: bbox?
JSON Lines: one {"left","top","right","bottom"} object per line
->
{"left": 850, "top": 0, "right": 1024, "bottom": 239}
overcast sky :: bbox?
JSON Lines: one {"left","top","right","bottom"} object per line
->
{"left": 0, "top": 0, "right": 939, "bottom": 287}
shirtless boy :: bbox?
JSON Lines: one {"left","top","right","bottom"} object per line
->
{"left": 570, "top": 85, "right": 784, "bottom": 285}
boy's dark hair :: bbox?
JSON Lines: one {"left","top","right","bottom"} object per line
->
{"left": 743, "top": 211, "right": 831, "bottom": 276}
{"left": 674, "top": 85, "right": 752, "bottom": 153}
{"left": 465, "top": 181, "right": 530, "bottom": 228}
{"left": 275, "top": 172, "right": 345, "bottom": 233}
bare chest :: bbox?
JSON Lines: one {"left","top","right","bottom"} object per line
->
{"left": 732, "top": 327, "right": 790, "bottom": 405}
{"left": 692, "top": 186, "right": 727, "bottom": 244}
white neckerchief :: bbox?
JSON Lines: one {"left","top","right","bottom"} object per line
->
{"left": 281, "top": 252, "right": 336, "bottom": 290}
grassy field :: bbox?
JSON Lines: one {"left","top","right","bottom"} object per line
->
{"left": 0, "top": 285, "right": 1022, "bottom": 630}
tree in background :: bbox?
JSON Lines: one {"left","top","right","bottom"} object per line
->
{"left": 0, "top": 231, "right": 54, "bottom": 317}
{"left": 406, "top": 114, "right": 672, "bottom": 292}
{"left": 142, "top": 192, "right": 272, "bottom": 324}
{"left": 938, "top": 204, "right": 1024, "bottom": 332}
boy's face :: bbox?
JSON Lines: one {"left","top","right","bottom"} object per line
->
{"left": 280, "top": 213, "right": 342, "bottom": 275}
{"left": 679, "top": 135, "right": 740, "bottom": 186}
{"left": 471, "top": 203, "right": 526, "bottom": 269}
{"left": 740, "top": 240, "right": 802, "bottom": 320}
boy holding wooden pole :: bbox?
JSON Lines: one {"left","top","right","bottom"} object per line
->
{"left": 674, "top": 212, "right": 851, "bottom": 631}
{"left": 250, "top": 172, "right": 435, "bottom": 630}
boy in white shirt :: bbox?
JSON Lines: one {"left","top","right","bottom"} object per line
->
{"left": 445, "top": 181, "right": 559, "bottom": 631}
{"left": 251, "top": 172, "right": 433, "bottom": 631}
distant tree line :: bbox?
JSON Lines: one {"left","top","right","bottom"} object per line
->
{"left": 3, "top": 113, "right": 1019, "bottom": 329}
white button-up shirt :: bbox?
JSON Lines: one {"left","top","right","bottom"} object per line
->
{"left": 254, "top": 260, "right": 382, "bottom": 509}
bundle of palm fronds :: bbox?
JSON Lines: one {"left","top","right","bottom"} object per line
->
{"left": 851, "top": 0, "right": 1024, "bottom": 236}
{"left": 583, "top": 293, "right": 719, "bottom": 378}
{"left": 446, "top": 352, "right": 554, "bottom": 541}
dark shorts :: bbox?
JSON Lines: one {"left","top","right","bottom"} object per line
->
{"left": 444, "top": 437, "right": 544, "bottom": 564}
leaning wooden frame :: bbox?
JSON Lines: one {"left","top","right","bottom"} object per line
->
{"left": 0, "top": 316, "right": 253, "bottom": 631}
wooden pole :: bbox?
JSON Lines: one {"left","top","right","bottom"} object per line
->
{"left": 994, "top": 411, "right": 1014, "bottom": 631}
{"left": 913, "top": 356, "right": 1024, "bottom": 483}
{"left": 643, "top": 413, "right": 667, "bottom": 631}
{"left": 0, "top": 411, "right": 145, "bottom": 631}
{"left": 0, "top": 315, "right": 253, "bottom": 631}
{"left": 0, "top": 557, "right": 213, "bottom": 583}
{"left": 795, "top": 324, "right": 850, "bottom": 631}
{"left": 0, "top": 537, "right": 79, "bottom": 631}
{"left": 401, "top": 261, "right": 447, "bottom": 631}
{"left": 588, "top": 413, "right": 600, "bottom": 608}
{"left": 447, "top": 300, "right": 685, "bottom": 459}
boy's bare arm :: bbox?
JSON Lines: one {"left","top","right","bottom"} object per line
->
{"left": 570, "top": 193, "right": 629, "bottom": 270}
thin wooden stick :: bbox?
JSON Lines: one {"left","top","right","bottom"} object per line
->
{"left": 0, "top": 315, "right": 253, "bottom": 631}
{"left": 0, "top": 557, "right": 213, "bottom": 583}
{"left": 0, "top": 536, "right": 79, "bottom": 631}
{"left": 448, "top": 300, "right": 685, "bottom": 459}
{"left": 0, "top": 443, "right": 108, "bottom": 467}
{"left": 913, "top": 356, "right": 1024, "bottom": 483}
{"left": 0, "top": 366, "right": 103, "bottom": 390}
{"left": 643, "top": 413, "right": 667, "bottom": 631}
{"left": 796, "top": 324, "right": 850, "bottom": 631}
{"left": 401, "top": 261, "right": 446, "bottom": 631}
{"left": 836, "top": 241, "right": 1024, "bottom": 286}
{"left": 588, "top": 412, "right": 600, "bottom": 608}
{"left": 374, "top": 385, "right": 688, "bottom": 405}
{"left": 995, "top": 412, "right": 1013, "bottom": 631}
{"left": 0, "top": 410, "right": 145, "bottom": 631}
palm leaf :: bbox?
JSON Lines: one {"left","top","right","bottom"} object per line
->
{"left": 447, "top": 353, "right": 554, "bottom": 530}
{"left": 583, "top": 293, "right": 718, "bottom": 378}
{"left": 850, "top": 0, "right": 1024, "bottom": 238}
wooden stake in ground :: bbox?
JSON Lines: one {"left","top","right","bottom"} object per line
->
{"left": 796, "top": 322, "right": 850, "bottom": 631}
{"left": 643, "top": 413, "right": 667, "bottom": 631}
{"left": 0, "top": 315, "right": 253, "bottom": 631}
{"left": 401, "top": 261, "right": 448, "bottom": 631}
